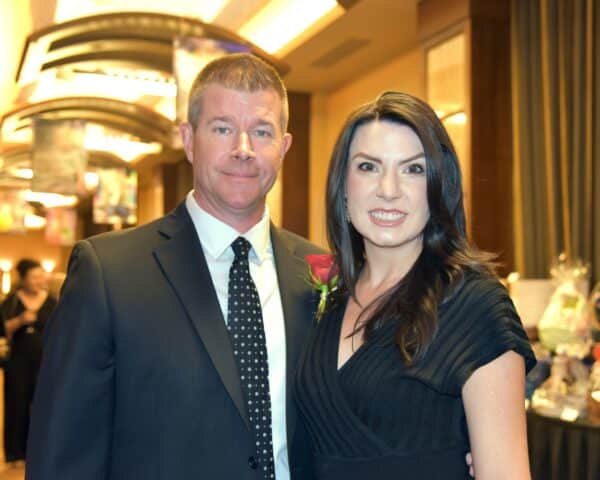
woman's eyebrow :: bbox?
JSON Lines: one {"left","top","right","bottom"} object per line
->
{"left": 351, "top": 151, "right": 425, "bottom": 165}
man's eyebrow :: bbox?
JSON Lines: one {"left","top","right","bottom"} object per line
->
{"left": 253, "top": 119, "right": 276, "bottom": 128}
{"left": 207, "top": 115, "right": 234, "bottom": 124}
{"left": 206, "top": 117, "right": 276, "bottom": 128}
{"left": 351, "top": 151, "right": 425, "bottom": 164}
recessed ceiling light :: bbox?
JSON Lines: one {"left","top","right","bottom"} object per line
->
{"left": 239, "top": 0, "right": 343, "bottom": 55}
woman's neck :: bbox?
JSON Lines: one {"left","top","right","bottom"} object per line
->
{"left": 361, "top": 242, "right": 422, "bottom": 290}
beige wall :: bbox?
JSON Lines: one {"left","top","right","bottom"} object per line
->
{"left": 308, "top": 47, "right": 425, "bottom": 248}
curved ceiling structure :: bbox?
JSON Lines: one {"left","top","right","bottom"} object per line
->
{"left": 3, "top": 97, "right": 175, "bottom": 146}
{"left": 16, "top": 11, "right": 288, "bottom": 83}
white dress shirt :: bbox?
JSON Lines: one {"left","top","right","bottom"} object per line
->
{"left": 185, "top": 192, "right": 289, "bottom": 480}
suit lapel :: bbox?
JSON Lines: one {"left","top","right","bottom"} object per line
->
{"left": 270, "top": 226, "right": 314, "bottom": 449}
{"left": 153, "top": 204, "right": 249, "bottom": 429}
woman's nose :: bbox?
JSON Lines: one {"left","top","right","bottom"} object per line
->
{"left": 376, "top": 171, "right": 402, "bottom": 199}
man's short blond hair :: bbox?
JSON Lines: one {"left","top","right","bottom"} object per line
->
{"left": 187, "top": 53, "right": 289, "bottom": 132}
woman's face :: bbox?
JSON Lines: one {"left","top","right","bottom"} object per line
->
{"left": 346, "top": 120, "right": 430, "bottom": 258}
{"left": 22, "top": 266, "right": 47, "bottom": 293}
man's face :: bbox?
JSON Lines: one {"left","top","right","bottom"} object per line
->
{"left": 180, "top": 84, "right": 292, "bottom": 232}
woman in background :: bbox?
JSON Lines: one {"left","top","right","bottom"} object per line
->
{"left": 295, "top": 92, "right": 535, "bottom": 479}
{"left": 0, "top": 316, "right": 8, "bottom": 367}
{"left": 2, "top": 259, "right": 56, "bottom": 466}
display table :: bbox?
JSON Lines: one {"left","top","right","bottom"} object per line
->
{"left": 527, "top": 409, "right": 600, "bottom": 480}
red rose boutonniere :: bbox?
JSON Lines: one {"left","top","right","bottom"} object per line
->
{"left": 305, "top": 254, "right": 339, "bottom": 321}
{"left": 593, "top": 344, "right": 600, "bottom": 362}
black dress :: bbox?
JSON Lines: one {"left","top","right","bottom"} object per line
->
{"left": 2, "top": 292, "right": 56, "bottom": 462}
{"left": 295, "top": 272, "right": 536, "bottom": 480}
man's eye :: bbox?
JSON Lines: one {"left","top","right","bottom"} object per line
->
{"left": 213, "top": 126, "right": 231, "bottom": 134}
{"left": 404, "top": 163, "right": 425, "bottom": 174}
{"left": 358, "top": 162, "right": 377, "bottom": 172}
{"left": 254, "top": 129, "right": 272, "bottom": 138}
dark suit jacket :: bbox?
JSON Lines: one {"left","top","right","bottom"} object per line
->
{"left": 26, "top": 202, "right": 322, "bottom": 480}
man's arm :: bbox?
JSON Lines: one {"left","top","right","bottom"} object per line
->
{"left": 26, "top": 240, "right": 114, "bottom": 480}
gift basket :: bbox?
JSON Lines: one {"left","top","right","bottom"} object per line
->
{"left": 517, "top": 255, "right": 600, "bottom": 423}
{"left": 537, "top": 255, "right": 589, "bottom": 351}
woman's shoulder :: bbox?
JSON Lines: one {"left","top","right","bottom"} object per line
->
{"left": 439, "top": 269, "right": 525, "bottom": 346}
{"left": 1, "top": 291, "right": 17, "bottom": 303}
{"left": 434, "top": 269, "right": 535, "bottom": 393}
{"left": 443, "top": 269, "right": 509, "bottom": 312}
{"left": 1, "top": 291, "right": 21, "bottom": 314}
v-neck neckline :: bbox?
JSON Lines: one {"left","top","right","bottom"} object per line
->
{"left": 335, "top": 298, "right": 370, "bottom": 373}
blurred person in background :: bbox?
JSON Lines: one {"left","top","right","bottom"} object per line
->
{"left": 1, "top": 259, "right": 56, "bottom": 467}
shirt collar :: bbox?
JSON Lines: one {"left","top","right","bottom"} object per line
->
{"left": 185, "top": 191, "right": 271, "bottom": 262}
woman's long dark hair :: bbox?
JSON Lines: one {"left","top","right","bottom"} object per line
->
{"left": 326, "top": 91, "right": 495, "bottom": 364}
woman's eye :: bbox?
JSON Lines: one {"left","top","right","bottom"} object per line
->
{"left": 404, "top": 163, "right": 425, "bottom": 174}
{"left": 358, "top": 161, "right": 377, "bottom": 172}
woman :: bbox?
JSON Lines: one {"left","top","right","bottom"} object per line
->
{"left": 2, "top": 259, "right": 56, "bottom": 465}
{"left": 295, "top": 92, "right": 535, "bottom": 479}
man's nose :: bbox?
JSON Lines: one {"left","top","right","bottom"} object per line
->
{"left": 233, "top": 132, "right": 255, "bottom": 160}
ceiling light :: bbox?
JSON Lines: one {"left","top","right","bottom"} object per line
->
{"left": 19, "top": 38, "right": 50, "bottom": 86}
{"left": 445, "top": 112, "right": 467, "bottom": 125}
{"left": 14, "top": 168, "right": 33, "bottom": 179}
{"left": 24, "top": 212, "right": 47, "bottom": 229}
{"left": 27, "top": 69, "right": 176, "bottom": 106}
{"left": 239, "top": 0, "right": 343, "bottom": 55}
{"left": 84, "top": 171, "right": 100, "bottom": 190}
{"left": 84, "top": 132, "right": 162, "bottom": 162}
{"left": 0, "top": 260, "right": 12, "bottom": 272}
{"left": 54, "top": 0, "right": 228, "bottom": 24}
{"left": 74, "top": 71, "right": 177, "bottom": 98}
{"left": 41, "top": 260, "right": 56, "bottom": 272}
{"left": 1, "top": 269, "right": 10, "bottom": 294}
{"left": 24, "top": 190, "right": 78, "bottom": 208}
{"left": 16, "top": 170, "right": 99, "bottom": 190}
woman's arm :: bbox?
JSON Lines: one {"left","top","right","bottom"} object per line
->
{"left": 4, "top": 310, "right": 37, "bottom": 340}
{"left": 462, "top": 350, "right": 531, "bottom": 480}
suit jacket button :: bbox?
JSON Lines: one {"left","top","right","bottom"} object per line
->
{"left": 248, "top": 456, "right": 258, "bottom": 469}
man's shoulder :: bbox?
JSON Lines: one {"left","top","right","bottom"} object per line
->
{"left": 66, "top": 214, "right": 176, "bottom": 278}
{"left": 85, "top": 216, "right": 165, "bottom": 250}
{"left": 274, "top": 228, "right": 327, "bottom": 256}
{"left": 78, "top": 208, "right": 188, "bottom": 268}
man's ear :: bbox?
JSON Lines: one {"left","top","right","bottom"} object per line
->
{"left": 281, "top": 132, "right": 292, "bottom": 157}
{"left": 179, "top": 122, "right": 194, "bottom": 164}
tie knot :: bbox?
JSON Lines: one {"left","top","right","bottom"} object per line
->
{"left": 231, "top": 236, "right": 251, "bottom": 259}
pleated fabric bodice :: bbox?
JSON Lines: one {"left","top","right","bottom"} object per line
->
{"left": 294, "top": 272, "right": 536, "bottom": 480}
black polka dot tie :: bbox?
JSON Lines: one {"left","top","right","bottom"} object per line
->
{"left": 228, "top": 237, "right": 275, "bottom": 479}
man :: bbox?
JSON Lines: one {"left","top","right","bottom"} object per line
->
{"left": 26, "top": 53, "right": 321, "bottom": 480}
